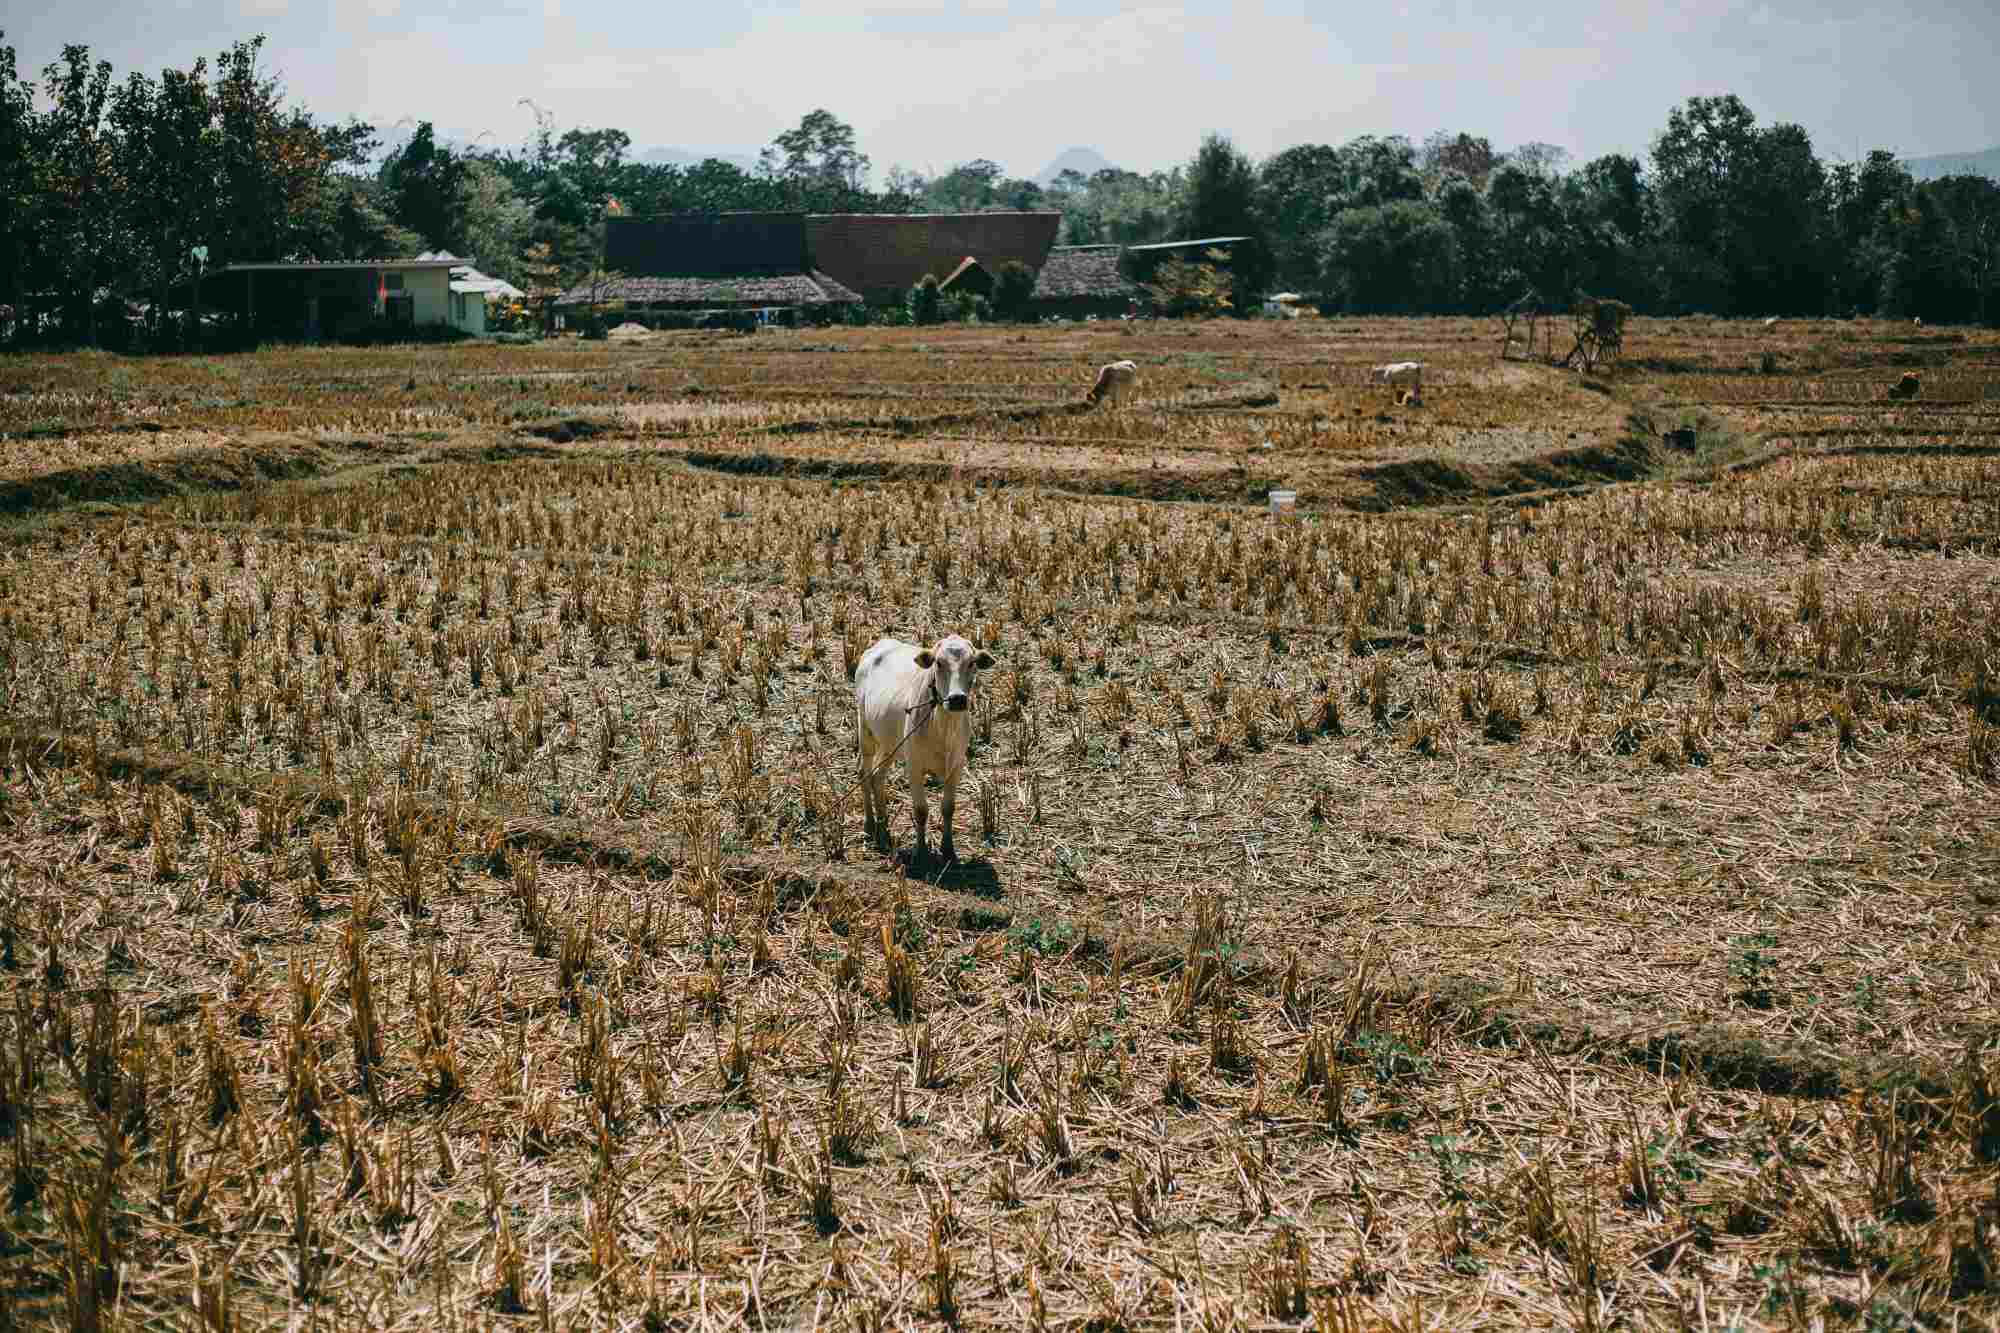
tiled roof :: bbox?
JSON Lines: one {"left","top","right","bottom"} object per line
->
{"left": 1031, "top": 245, "right": 1141, "bottom": 301}
{"left": 553, "top": 270, "right": 861, "bottom": 308}
{"left": 806, "top": 212, "right": 1060, "bottom": 300}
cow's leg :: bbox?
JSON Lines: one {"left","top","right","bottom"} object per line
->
{"left": 907, "top": 751, "right": 929, "bottom": 861}
{"left": 938, "top": 767, "right": 959, "bottom": 863}
{"left": 858, "top": 727, "right": 886, "bottom": 850}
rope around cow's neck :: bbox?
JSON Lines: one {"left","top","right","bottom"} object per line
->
{"left": 846, "top": 673, "right": 948, "bottom": 813}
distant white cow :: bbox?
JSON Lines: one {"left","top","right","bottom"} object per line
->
{"left": 1086, "top": 359, "right": 1139, "bottom": 407}
{"left": 1374, "top": 361, "right": 1424, "bottom": 396}
{"left": 855, "top": 634, "right": 995, "bottom": 862}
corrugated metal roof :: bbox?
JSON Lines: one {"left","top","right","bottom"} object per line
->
{"left": 1123, "top": 236, "right": 1250, "bottom": 252}
{"left": 219, "top": 259, "right": 459, "bottom": 272}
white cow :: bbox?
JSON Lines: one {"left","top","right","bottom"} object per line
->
{"left": 854, "top": 634, "right": 995, "bottom": 862}
{"left": 1086, "top": 359, "right": 1139, "bottom": 407}
{"left": 1374, "top": 361, "right": 1425, "bottom": 390}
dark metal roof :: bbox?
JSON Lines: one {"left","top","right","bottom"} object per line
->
{"left": 605, "top": 213, "right": 811, "bottom": 278}
{"left": 805, "top": 212, "right": 1061, "bottom": 300}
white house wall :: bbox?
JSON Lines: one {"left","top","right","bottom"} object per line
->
{"left": 405, "top": 268, "right": 451, "bottom": 326}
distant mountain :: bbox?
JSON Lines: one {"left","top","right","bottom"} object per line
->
{"left": 637, "top": 147, "right": 760, "bottom": 173}
{"left": 364, "top": 127, "right": 756, "bottom": 173}
{"left": 366, "top": 126, "right": 483, "bottom": 164}
{"left": 1903, "top": 146, "right": 2000, "bottom": 182}
{"left": 1036, "top": 147, "right": 1117, "bottom": 185}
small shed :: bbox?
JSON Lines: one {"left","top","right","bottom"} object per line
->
{"left": 937, "top": 256, "right": 994, "bottom": 300}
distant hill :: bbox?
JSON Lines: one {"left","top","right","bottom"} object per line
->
{"left": 637, "top": 147, "right": 760, "bottom": 173}
{"left": 1903, "top": 146, "right": 2000, "bottom": 181}
{"left": 1036, "top": 147, "right": 1117, "bottom": 185}
{"left": 365, "top": 127, "right": 756, "bottom": 173}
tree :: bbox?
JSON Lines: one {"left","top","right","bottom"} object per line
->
{"left": 1257, "top": 144, "right": 1344, "bottom": 289}
{"left": 36, "top": 44, "right": 116, "bottom": 343}
{"left": 1317, "top": 201, "right": 1458, "bottom": 313}
{"left": 1144, "top": 248, "right": 1234, "bottom": 318}
{"left": 1649, "top": 94, "right": 1761, "bottom": 310}
{"left": 759, "top": 109, "right": 870, "bottom": 209}
{"left": 1420, "top": 131, "right": 1497, "bottom": 188}
{"left": 992, "top": 177, "right": 1045, "bottom": 211}
{"left": 907, "top": 273, "right": 942, "bottom": 325}
{"left": 1324, "top": 135, "right": 1426, "bottom": 211}
{"left": 1563, "top": 155, "right": 1653, "bottom": 306}
{"left": 109, "top": 59, "right": 218, "bottom": 342}
{"left": 455, "top": 159, "right": 532, "bottom": 285}
{"left": 1504, "top": 142, "right": 1572, "bottom": 177}
{"left": 924, "top": 159, "right": 1002, "bottom": 211}
{"left": 1178, "top": 133, "right": 1272, "bottom": 304}
{"left": 328, "top": 179, "right": 419, "bottom": 261}
{"left": 1052, "top": 168, "right": 1183, "bottom": 246}
{"left": 989, "top": 259, "right": 1035, "bottom": 321}
{"left": 1433, "top": 172, "right": 1496, "bottom": 311}
{"left": 381, "top": 120, "right": 467, "bottom": 250}
{"left": 1926, "top": 174, "right": 2000, "bottom": 325}
{"left": 0, "top": 32, "right": 40, "bottom": 338}
{"left": 1486, "top": 163, "right": 1575, "bottom": 303}
{"left": 206, "top": 38, "right": 375, "bottom": 268}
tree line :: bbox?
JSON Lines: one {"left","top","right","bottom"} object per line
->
{"left": 2, "top": 27, "right": 1994, "bottom": 348}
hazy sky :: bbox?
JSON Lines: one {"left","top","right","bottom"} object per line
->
{"left": 8, "top": 0, "right": 1995, "bottom": 178}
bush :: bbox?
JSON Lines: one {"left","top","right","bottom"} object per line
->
{"left": 991, "top": 260, "right": 1036, "bottom": 322}
{"left": 1144, "top": 250, "right": 1235, "bottom": 318}
{"left": 908, "top": 274, "right": 943, "bottom": 326}
{"left": 946, "top": 290, "right": 988, "bottom": 324}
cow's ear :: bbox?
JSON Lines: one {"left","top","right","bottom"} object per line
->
{"left": 973, "top": 651, "right": 995, "bottom": 670}
{"left": 913, "top": 651, "right": 935, "bottom": 669}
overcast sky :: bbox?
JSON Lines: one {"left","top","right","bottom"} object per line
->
{"left": 8, "top": 0, "right": 1995, "bottom": 179}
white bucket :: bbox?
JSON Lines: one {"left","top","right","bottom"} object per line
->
{"left": 1268, "top": 489, "right": 1298, "bottom": 517}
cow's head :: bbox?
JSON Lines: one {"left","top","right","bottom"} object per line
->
{"left": 913, "top": 635, "right": 995, "bottom": 712}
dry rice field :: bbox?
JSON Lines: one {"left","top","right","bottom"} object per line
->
{"left": 1, "top": 314, "right": 1998, "bottom": 1331}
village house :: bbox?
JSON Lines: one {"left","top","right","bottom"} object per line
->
{"left": 553, "top": 212, "right": 862, "bottom": 324}
{"left": 192, "top": 257, "right": 462, "bottom": 341}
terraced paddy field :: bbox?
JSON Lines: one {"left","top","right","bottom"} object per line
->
{"left": 1, "top": 314, "right": 1997, "bottom": 1330}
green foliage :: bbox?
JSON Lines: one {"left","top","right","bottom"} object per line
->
{"left": 989, "top": 259, "right": 1036, "bottom": 322}
{"left": 907, "top": 273, "right": 943, "bottom": 326}
{"left": 1143, "top": 249, "right": 1234, "bottom": 317}
{"left": 1007, "top": 917, "right": 1077, "bottom": 956}
{"left": 757, "top": 108, "right": 873, "bottom": 211}
{"left": 1178, "top": 133, "right": 1272, "bottom": 303}
{"left": 380, "top": 121, "right": 467, "bottom": 251}
{"left": 1318, "top": 201, "right": 1459, "bottom": 313}
{"left": 945, "top": 289, "right": 987, "bottom": 324}
{"left": 1048, "top": 165, "right": 1185, "bottom": 246}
